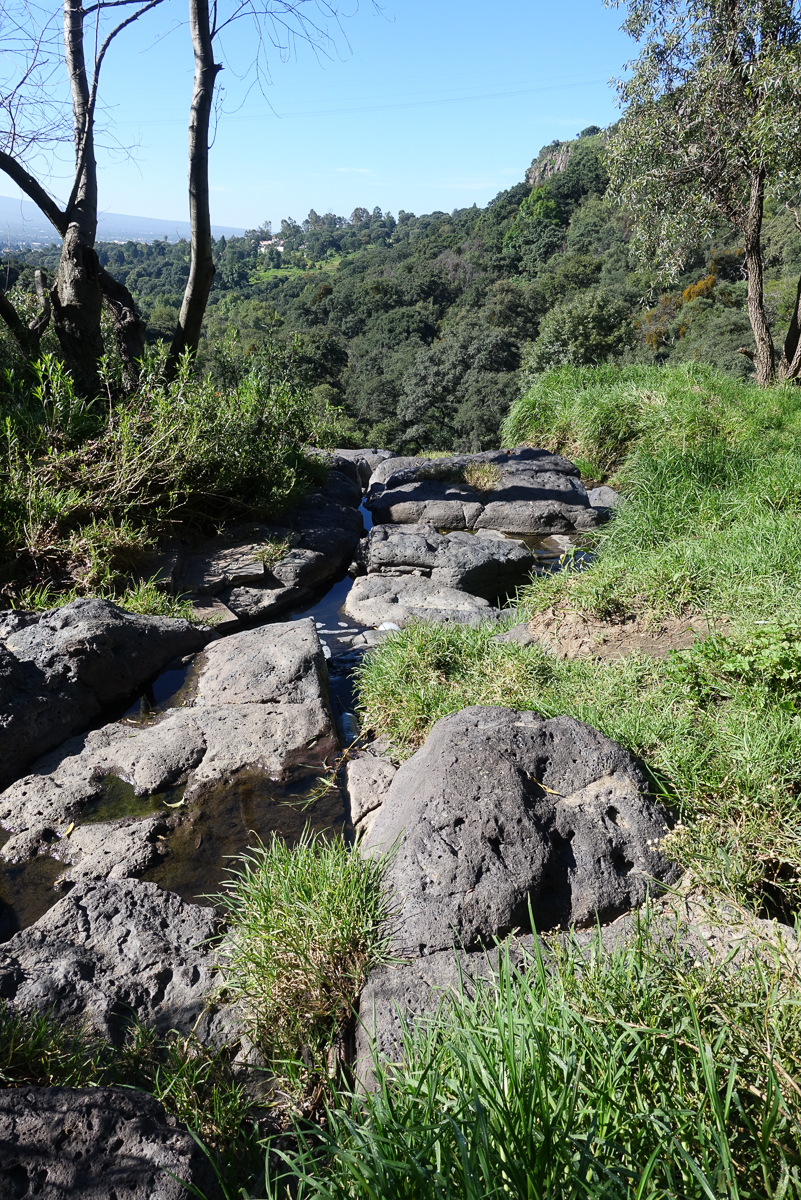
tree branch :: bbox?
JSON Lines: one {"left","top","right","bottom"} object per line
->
{"left": 0, "top": 151, "right": 67, "bottom": 236}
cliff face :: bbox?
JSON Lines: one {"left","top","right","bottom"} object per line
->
{"left": 526, "top": 127, "right": 609, "bottom": 189}
{"left": 527, "top": 142, "right": 573, "bottom": 187}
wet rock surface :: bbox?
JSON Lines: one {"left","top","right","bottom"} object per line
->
{"left": 363, "top": 706, "right": 677, "bottom": 956}
{"left": 0, "top": 1087, "right": 223, "bottom": 1200}
{"left": 0, "top": 879, "right": 219, "bottom": 1041}
{"left": 365, "top": 448, "right": 602, "bottom": 534}
{"left": 0, "top": 599, "right": 210, "bottom": 789}
{"left": 0, "top": 618, "right": 337, "bottom": 864}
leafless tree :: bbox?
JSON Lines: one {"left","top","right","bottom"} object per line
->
{"left": 0, "top": 0, "right": 167, "bottom": 392}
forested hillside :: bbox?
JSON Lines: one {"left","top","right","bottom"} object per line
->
{"left": 9, "top": 127, "right": 801, "bottom": 452}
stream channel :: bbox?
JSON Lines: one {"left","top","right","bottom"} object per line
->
{"left": 0, "top": 504, "right": 588, "bottom": 940}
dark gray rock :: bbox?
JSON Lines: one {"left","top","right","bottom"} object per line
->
{"left": 366, "top": 448, "right": 601, "bottom": 534}
{"left": 0, "top": 879, "right": 219, "bottom": 1041}
{"left": 0, "top": 609, "right": 39, "bottom": 640}
{"left": 335, "top": 448, "right": 395, "bottom": 488}
{"left": 0, "top": 618, "right": 337, "bottom": 863}
{"left": 363, "top": 706, "right": 676, "bottom": 956}
{"left": 588, "top": 485, "right": 622, "bottom": 509}
{"left": 347, "top": 753, "right": 397, "bottom": 826}
{"left": 321, "top": 468, "right": 362, "bottom": 509}
{"left": 0, "top": 1087, "right": 223, "bottom": 1200}
{"left": 221, "top": 582, "right": 311, "bottom": 620}
{"left": 344, "top": 575, "right": 495, "bottom": 628}
{"left": 0, "top": 600, "right": 210, "bottom": 790}
{"left": 365, "top": 524, "right": 534, "bottom": 600}
{"left": 50, "top": 815, "right": 169, "bottom": 884}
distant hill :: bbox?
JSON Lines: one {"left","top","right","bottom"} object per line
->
{"left": 0, "top": 195, "right": 245, "bottom": 247}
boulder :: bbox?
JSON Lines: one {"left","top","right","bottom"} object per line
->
{"left": 366, "top": 448, "right": 601, "bottom": 534}
{"left": 344, "top": 575, "right": 495, "bottom": 629}
{"left": 362, "top": 706, "right": 676, "bottom": 956}
{"left": 0, "top": 1087, "right": 223, "bottom": 1200}
{"left": 0, "top": 879, "right": 218, "bottom": 1041}
{"left": 347, "top": 753, "right": 397, "bottom": 826}
{"left": 588, "top": 485, "right": 622, "bottom": 510}
{"left": 0, "top": 618, "right": 337, "bottom": 863}
{"left": 355, "top": 938, "right": 536, "bottom": 1088}
{"left": 321, "top": 468, "right": 362, "bottom": 509}
{"left": 0, "top": 599, "right": 210, "bottom": 790}
{"left": 334, "top": 448, "right": 396, "bottom": 488}
{"left": 221, "top": 583, "right": 311, "bottom": 620}
{"left": 177, "top": 496, "right": 364, "bottom": 600}
{"left": 365, "top": 524, "right": 534, "bottom": 600}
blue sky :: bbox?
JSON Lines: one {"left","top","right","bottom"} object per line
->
{"left": 11, "top": 0, "right": 636, "bottom": 230}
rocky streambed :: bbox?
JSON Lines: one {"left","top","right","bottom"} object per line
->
{"left": 1, "top": 445, "right": 709, "bottom": 1192}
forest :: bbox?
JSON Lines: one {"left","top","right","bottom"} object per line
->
{"left": 9, "top": 126, "right": 801, "bottom": 454}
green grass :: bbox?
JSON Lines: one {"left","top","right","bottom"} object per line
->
{"left": 213, "top": 830, "right": 398, "bottom": 1089}
{"left": 266, "top": 915, "right": 801, "bottom": 1199}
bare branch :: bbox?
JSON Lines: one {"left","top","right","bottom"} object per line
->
{"left": 0, "top": 149, "right": 67, "bottom": 234}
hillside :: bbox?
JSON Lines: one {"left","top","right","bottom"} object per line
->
{"left": 8, "top": 128, "right": 801, "bottom": 452}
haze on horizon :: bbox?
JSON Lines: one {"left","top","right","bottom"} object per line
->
{"left": 0, "top": 0, "right": 634, "bottom": 234}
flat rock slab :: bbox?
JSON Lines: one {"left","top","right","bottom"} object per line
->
{"left": 366, "top": 448, "right": 601, "bottom": 534}
{"left": 0, "top": 599, "right": 210, "bottom": 790}
{"left": 178, "top": 493, "right": 364, "bottom": 600}
{"left": 0, "top": 618, "right": 337, "bottom": 863}
{"left": 0, "top": 1087, "right": 223, "bottom": 1200}
{"left": 365, "top": 524, "right": 534, "bottom": 600}
{"left": 363, "top": 706, "right": 676, "bottom": 956}
{"left": 347, "top": 753, "right": 398, "bottom": 826}
{"left": 0, "top": 879, "right": 219, "bottom": 1041}
{"left": 344, "top": 574, "right": 495, "bottom": 629}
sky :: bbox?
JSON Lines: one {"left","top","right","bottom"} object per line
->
{"left": 4, "top": 0, "right": 637, "bottom": 231}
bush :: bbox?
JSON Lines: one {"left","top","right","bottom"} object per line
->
{"left": 0, "top": 339, "right": 344, "bottom": 609}
{"left": 523, "top": 289, "right": 635, "bottom": 375}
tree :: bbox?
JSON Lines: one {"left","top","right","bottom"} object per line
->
{"left": 605, "top": 0, "right": 801, "bottom": 384}
{"left": 527, "top": 288, "right": 635, "bottom": 372}
{"left": 168, "top": 0, "right": 369, "bottom": 370}
{"left": 0, "top": 0, "right": 162, "bottom": 392}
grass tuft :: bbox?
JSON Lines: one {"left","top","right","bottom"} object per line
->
{"left": 214, "top": 830, "right": 397, "bottom": 1082}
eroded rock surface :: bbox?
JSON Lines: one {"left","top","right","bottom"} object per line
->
{"left": 0, "top": 1087, "right": 223, "bottom": 1200}
{"left": 0, "top": 618, "right": 337, "bottom": 864}
{"left": 0, "top": 879, "right": 218, "bottom": 1041}
{"left": 347, "top": 753, "right": 397, "bottom": 827}
{"left": 364, "top": 524, "right": 534, "bottom": 600}
{"left": 363, "top": 706, "right": 676, "bottom": 955}
{"left": 0, "top": 599, "right": 210, "bottom": 790}
{"left": 366, "top": 448, "right": 601, "bottom": 534}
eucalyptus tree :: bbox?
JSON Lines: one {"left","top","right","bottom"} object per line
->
{"left": 605, "top": 0, "right": 801, "bottom": 384}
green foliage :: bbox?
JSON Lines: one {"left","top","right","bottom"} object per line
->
{"left": 666, "top": 625, "right": 801, "bottom": 710}
{"left": 214, "top": 830, "right": 397, "bottom": 1077}
{"left": 525, "top": 288, "right": 635, "bottom": 372}
{"left": 267, "top": 923, "right": 801, "bottom": 1198}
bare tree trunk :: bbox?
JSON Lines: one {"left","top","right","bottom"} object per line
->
{"left": 744, "top": 172, "right": 775, "bottom": 386}
{"left": 168, "top": 0, "right": 222, "bottom": 370}
{"left": 53, "top": 0, "right": 104, "bottom": 396}
{"left": 99, "top": 268, "right": 147, "bottom": 390}
{"left": 0, "top": 270, "right": 51, "bottom": 361}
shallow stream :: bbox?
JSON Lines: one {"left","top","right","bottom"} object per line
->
{"left": 0, "top": 504, "right": 589, "bottom": 939}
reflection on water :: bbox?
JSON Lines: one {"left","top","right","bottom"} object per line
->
{"left": 140, "top": 768, "right": 347, "bottom": 906}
